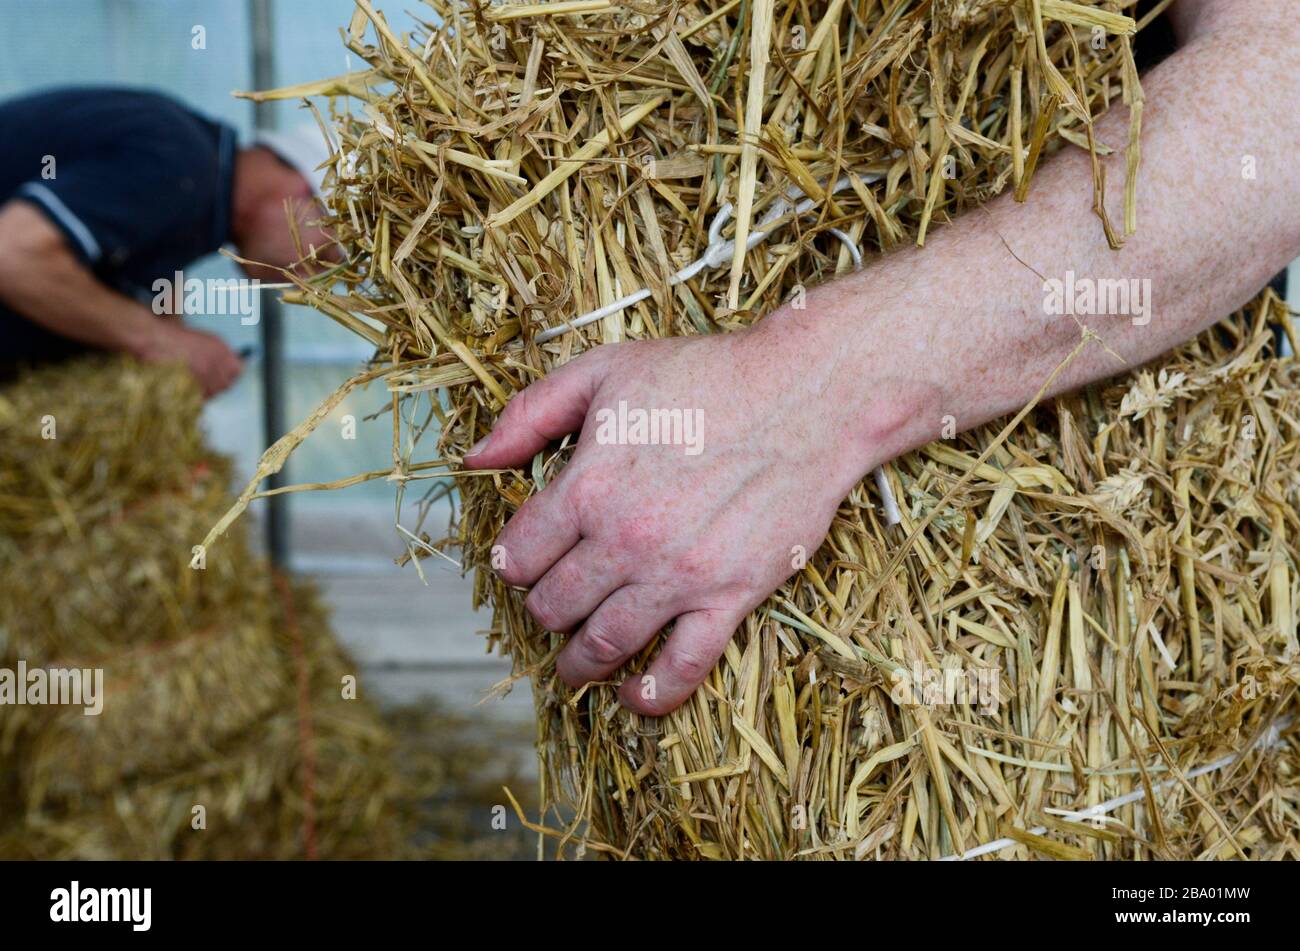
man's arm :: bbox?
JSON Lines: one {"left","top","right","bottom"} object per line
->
{"left": 0, "top": 201, "right": 242, "bottom": 396}
{"left": 783, "top": 0, "right": 1300, "bottom": 466}
{"left": 465, "top": 0, "right": 1300, "bottom": 714}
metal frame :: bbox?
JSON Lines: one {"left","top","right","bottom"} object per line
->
{"left": 249, "top": 0, "right": 288, "bottom": 566}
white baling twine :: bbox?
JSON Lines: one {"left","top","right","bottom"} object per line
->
{"left": 533, "top": 170, "right": 903, "bottom": 526}
{"left": 534, "top": 173, "right": 876, "bottom": 344}
{"left": 939, "top": 714, "right": 1294, "bottom": 861}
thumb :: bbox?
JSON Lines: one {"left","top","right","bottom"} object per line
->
{"left": 463, "top": 347, "right": 610, "bottom": 469}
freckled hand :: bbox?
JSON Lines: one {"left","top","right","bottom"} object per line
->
{"left": 462, "top": 330, "right": 887, "bottom": 714}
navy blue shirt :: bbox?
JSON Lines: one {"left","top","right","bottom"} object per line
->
{"left": 0, "top": 87, "right": 237, "bottom": 363}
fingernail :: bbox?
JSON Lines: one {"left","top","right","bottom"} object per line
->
{"left": 465, "top": 434, "right": 491, "bottom": 457}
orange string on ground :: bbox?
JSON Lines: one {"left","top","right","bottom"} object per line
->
{"left": 274, "top": 572, "right": 318, "bottom": 861}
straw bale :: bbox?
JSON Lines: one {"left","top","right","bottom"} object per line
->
{"left": 216, "top": 1, "right": 1300, "bottom": 859}
{"left": 0, "top": 357, "right": 206, "bottom": 542}
{"left": 0, "top": 358, "right": 531, "bottom": 860}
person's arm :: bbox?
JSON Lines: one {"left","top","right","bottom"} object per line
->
{"left": 465, "top": 0, "right": 1300, "bottom": 715}
{"left": 0, "top": 201, "right": 241, "bottom": 396}
{"left": 782, "top": 0, "right": 1300, "bottom": 447}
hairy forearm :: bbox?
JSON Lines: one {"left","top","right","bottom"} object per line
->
{"left": 770, "top": 0, "right": 1300, "bottom": 471}
{"left": 0, "top": 202, "right": 162, "bottom": 356}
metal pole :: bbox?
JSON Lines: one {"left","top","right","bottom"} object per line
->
{"left": 249, "top": 0, "right": 289, "bottom": 568}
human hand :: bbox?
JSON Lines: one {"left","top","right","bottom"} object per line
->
{"left": 137, "top": 323, "right": 243, "bottom": 398}
{"left": 464, "top": 317, "right": 919, "bottom": 714}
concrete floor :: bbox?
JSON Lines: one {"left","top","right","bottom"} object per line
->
{"left": 279, "top": 500, "right": 539, "bottom": 778}
{"left": 316, "top": 570, "right": 531, "bottom": 712}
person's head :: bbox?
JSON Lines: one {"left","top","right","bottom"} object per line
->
{"left": 230, "top": 128, "right": 339, "bottom": 281}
